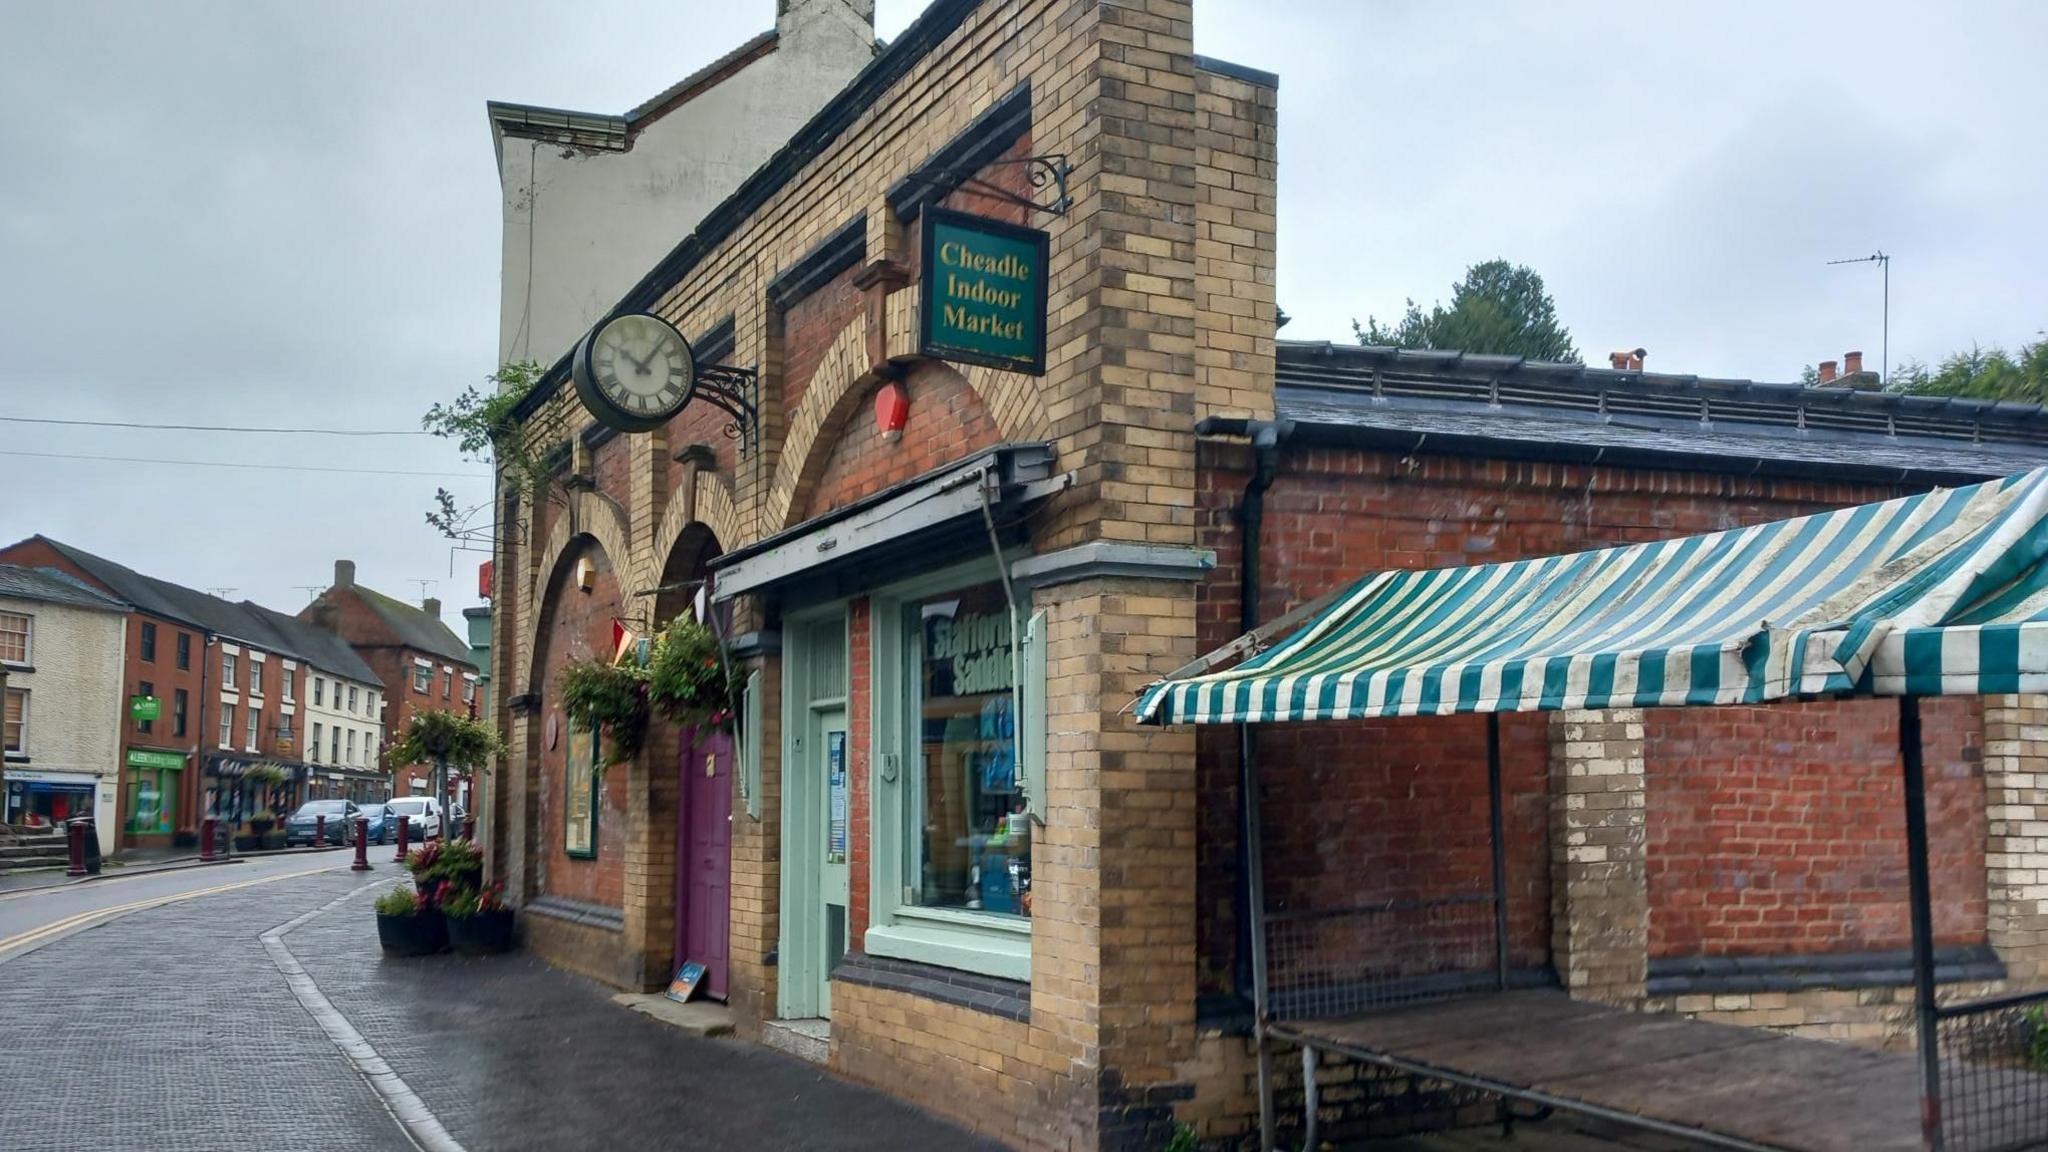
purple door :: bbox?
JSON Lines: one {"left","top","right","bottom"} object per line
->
{"left": 676, "top": 728, "right": 732, "bottom": 1000}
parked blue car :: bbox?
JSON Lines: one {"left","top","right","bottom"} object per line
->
{"left": 356, "top": 804, "right": 394, "bottom": 845}
{"left": 284, "top": 799, "right": 358, "bottom": 847}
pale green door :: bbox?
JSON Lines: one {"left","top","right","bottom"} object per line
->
{"left": 817, "top": 706, "right": 849, "bottom": 1019}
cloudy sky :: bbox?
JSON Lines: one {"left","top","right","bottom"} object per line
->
{"left": 4, "top": 0, "right": 2044, "bottom": 631}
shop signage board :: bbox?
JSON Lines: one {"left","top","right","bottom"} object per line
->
{"left": 126, "top": 749, "right": 184, "bottom": 771}
{"left": 919, "top": 207, "right": 1049, "bottom": 376}
{"left": 129, "top": 695, "right": 160, "bottom": 722}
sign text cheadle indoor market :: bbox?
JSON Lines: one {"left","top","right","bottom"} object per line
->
{"left": 919, "top": 206, "right": 1050, "bottom": 376}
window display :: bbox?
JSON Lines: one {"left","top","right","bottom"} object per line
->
{"left": 909, "top": 582, "right": 1030, "bottom": 918}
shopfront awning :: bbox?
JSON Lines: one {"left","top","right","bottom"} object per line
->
{"left": 1138, "top": 468, "right": 2048, "bottom": 725}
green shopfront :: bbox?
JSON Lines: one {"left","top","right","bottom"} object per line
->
{"left": 123, "top": 747, "right": 185, "bottom": 839}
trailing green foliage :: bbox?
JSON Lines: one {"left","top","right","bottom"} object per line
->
{"left": 559, "top": 659, "right": 651, "bottom": 767}
{"left": 421, "top": 360, "right": 558, "bottom": 539}
{"left": 388, "top": 709, "right": 504, "bottom": 770}
{"left": 1355, "top": 259, "right": 1580, "bottom": 364}
{"left": 441, "top": 882, "right": 506, "bottom": 919}
{"left": 1888, "top": 335, "right": 2048, "bottom": 403}
{"left": 1160, "top": 1123, "right": 1200, "bottom": 1152}
{"left": 646, "top": 613, "right": 740, "bottom": 731}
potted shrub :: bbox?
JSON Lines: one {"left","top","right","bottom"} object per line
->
{"left": 560, "top": 657, "right": 651, "bottom": 767}
{"left": 261, "top": 826, "right": 287, "bottom": 851}
{"left": 246, "top": 808, "right": 276, "bottom": 837}
{"left": 407, "top": 837, "right": 484, "bottom": 893}
{"left": 374, "top": 884, "right": 447, "bottom": 956}
{"left": 444, "top": 883, "right": 515, "bottom": 955}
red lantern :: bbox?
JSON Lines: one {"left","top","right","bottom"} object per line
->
{"left": 874, "top": 379, "right": 909, "bottom": 441}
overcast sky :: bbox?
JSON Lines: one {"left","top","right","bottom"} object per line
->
{"left": 4, "top": 0, "right": 2044, "bottom": 632}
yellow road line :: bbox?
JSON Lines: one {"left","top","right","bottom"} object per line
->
{"left": 0, "top": 864, "right": 342, "bottom": 956}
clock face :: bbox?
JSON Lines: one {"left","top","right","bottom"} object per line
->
{"left": 574, "top": 312, "right": 695, "bottom": 432}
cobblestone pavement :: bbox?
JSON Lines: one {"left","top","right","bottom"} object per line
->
{"left": 0, "top": 868, "right": 1005, "bottom": 1151}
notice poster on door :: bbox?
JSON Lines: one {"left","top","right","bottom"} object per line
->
{"left": 827, "top": 731, "right": 848, "bottom": 865}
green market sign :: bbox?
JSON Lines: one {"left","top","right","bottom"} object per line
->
{"left": 919, "top": 207, "right": 1049, "bottom": 376}
{"left": 129, "top": 695, "right": 160, "bottom": 723}
{"left": 126, "top": 749, "right": 184, "bottom": 771}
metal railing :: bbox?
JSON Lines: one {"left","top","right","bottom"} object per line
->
{"left": 1265, "top": 892, "right": 1503, "bottom": 1021}
{"left": 1936, "top": 988, "right": 2048, "bottom": 1152}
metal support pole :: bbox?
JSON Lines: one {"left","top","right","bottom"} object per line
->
{"left": 1488, "top": 713, "right": 1509, "bottom": 991}
{"left": 1901, "top": 695, "right": 1943, "bottom": 1151}
{"left": 1301, "top": 1044, "right": 1320, "bottom": 1152}
{"left": 435, "top": 754, "right": 450, "bottom": 842}
{"left": 1242, "top": 724, "right": 1276, "bottom": 1152}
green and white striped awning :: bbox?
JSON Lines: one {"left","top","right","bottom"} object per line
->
{"left": 1138, "top": 469, "right": 2048, "bottom": 725}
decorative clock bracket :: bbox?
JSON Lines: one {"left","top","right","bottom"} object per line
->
{"left": 692, "top": 363, "right": 760, "bottom": 456}
{"left": 898, "top": 153, "right": 1071, "bottom": 218}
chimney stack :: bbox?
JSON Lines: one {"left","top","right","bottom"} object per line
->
{"left": 335, "top": 559, "right": 355, "bottom": 589}
{"left": 422, "top": 596, "right": 442, "bottom": 619}
{"left": 1818, "top": 360, "right": 1838, "bottom": 385}
{"left": 1843, "top": 350, "right": 1864, "bottom": 376}
{"left": 1608, "top": 348, "right": 1647, "bottom": 371}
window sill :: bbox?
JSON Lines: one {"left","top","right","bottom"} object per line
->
{"left": 3, "top": 753, "right": 27, "bottom": 764}
{"left": 3, "top": 662, "right": 33, "bottom": 674}
{"left": 894, "top": 903, "right": 1031, "bottom": 937}
{"left": 865, "top": 918, "right": 1029, "bottom": 982}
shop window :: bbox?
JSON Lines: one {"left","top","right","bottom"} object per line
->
{"left": 135, "top": 619, "right": 152, "bottom": 664}
{"left": 137, "top": 680, "right": 155, "bottom": 734}
{"left": 173, "top": 689, "right": 188, "bottom": 738}
{"left": 126, "top": 766, "right": 174, "bottom": 835}
{"left": 3, "top": 688, "right": 26, "bottom": 756}
{"left": 565, "top": 722, "right": 598, "bottom": 858}
{"left": 311, "top": 722, "right": 323, "bottom": 763}
{"left": 176, "top": 631, "right": 191, "bottom": 670}
{"left": 220, "top": 703, "right": 235, "bottom": 750}
{"left": 863, "top": 567, "right": 1046, "bottom": 982}
{"left": 0, "top": 612, "right": 31, "bottom": 665}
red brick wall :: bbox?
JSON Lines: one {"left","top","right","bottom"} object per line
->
{"left": 533, "top": 538, "right": 628, "bottom": 909}
{"left": 1645, "top": 697, "right": 1986, "bottom": 957}
{"left": 804, "top": 361, "right": 1003, "bottom": 521}
{"left": 780, "top": 263, "right": 865, "bottom": 418}
{"left": 1192, "top": 442, "right": 1961, "bottom": 994}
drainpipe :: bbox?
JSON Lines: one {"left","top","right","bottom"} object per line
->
{"left": 1195, "top": 415, "right": 1294, "bottom": 1005}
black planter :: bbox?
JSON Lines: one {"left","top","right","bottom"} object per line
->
{"left": 447, "top": 909, "right": 515, "bottom": 955}
{"left": 233, "top": 833, "right": 260, "bottom": 852}
{"left": 377, "top": 910, "right": 447, "bottom": 957}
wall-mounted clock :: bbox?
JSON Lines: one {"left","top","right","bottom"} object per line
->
{"left": 572, "top": 311, "right": 697, "bottom": 433}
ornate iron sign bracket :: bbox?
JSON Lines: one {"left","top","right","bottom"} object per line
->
{"left": 899, "top": 154, "right": 1071, "bottom": 218}
{"left": 693, "top": 363, "right": 760, "bottom": 456}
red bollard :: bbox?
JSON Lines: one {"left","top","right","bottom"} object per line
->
{"left": 351, "top": 817, "right": 372, "bottom": 871}
{"left": 315, "top": 814, "right": 326, "bottom": 848}
{"left": 65, "top": 819, "right": 87, "bottom": 878}
{"left": 199, "top": 816, "right": 218, "bottom": 863}
{"left": 393, "top": 809, "right": 410, "bottom": 863}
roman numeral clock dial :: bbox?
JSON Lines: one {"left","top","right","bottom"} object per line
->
{"left": 572, "top": 312, "right": 698, "bottom": 433}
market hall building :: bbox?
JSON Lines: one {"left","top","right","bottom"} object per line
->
{"left": 484, "top": 1, "right": 2048, "bottom": 1148}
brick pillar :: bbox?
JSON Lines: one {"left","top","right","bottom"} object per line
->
{"left": 1034, "top": 574, "right": 1202, "bottom": 1152}
{"left": 728, "top": 648, "right": 783, "bottom": 1036}
{"left": 619, "top": 721, "right": 681, "bottom": 990}
{"left": 1549, "top": 708, "right": 1648, "bottom": 1006}
{"left": 1984, "top": 694, "right": 2048, "bottom": 986}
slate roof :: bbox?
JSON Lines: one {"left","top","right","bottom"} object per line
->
{"left": 20, "top": 537, "right": 378, "bottom": 682}
{"left": 1273, "top": 343, "right": 2048, "bottom": 485}
{"left": 0, "top": 564, "right": 128, "bottom": 613}
{"left": 351, "top": 584, "right": 475, "bottom": 668}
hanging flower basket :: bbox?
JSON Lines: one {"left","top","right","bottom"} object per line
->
{"left": 647, "top": 614, "right": 740, "bottom": 732}
{"left": 559, "top": 659, "right": 650, "bottom": 767}
{"left": 388, "top": 709, "right": 505, "bottom": 774}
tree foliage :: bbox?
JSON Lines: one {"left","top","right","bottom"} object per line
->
{"left": 1886, "top": 335, "right": 2048, "bottom": 403}
{"left": 420, "top": 360, "right": 560, "bottom": 539}
{"left": 1355, "top": 260, "right": 1581, "bottom": 364}
{"left": 388, "top": 708, "right": 504, "bottom": 769}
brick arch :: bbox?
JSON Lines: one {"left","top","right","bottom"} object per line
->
{"left": 764, "top": 306, "right": 1053, "bottom": 532}
{"left": 519, "top": 488, "right": 632, "bottom": 696}
{"left": 649, "top": 469, "right": 741, "bottom": 588}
